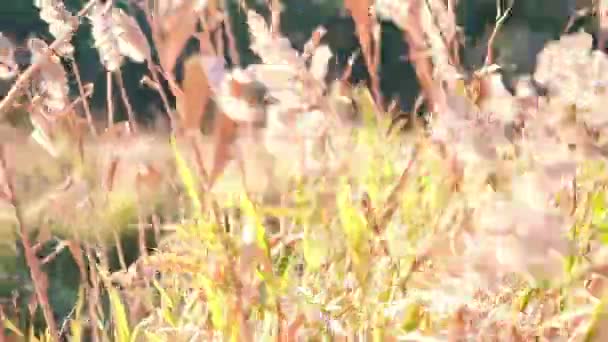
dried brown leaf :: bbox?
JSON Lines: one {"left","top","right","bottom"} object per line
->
{"left": 28, "top": 38, "right": 70, "bottom": 114}
{"left": 178, "top": 54, "right": 212, "bottom": 130}
{"left": 344, "top": 0, "right": 373, "bottom": 53}
{"left": 112, "top": 8, "right": 151, "bottom": 63}
{"left": 90, "top": 3, "right": 151, "bottom": 71}
{"left": 208, "top": 110, "right": 237, "bottom": 187}
{"left": 90, "top": 3, "right": 124, "bottom": 71}
{"left": 156, "top": 1, "right": 200, "bottom": 73}
{"left": 36, "top": 0, "right": 77, "bottom": 56}
{"left": 246, "top": 10, "right": 300, "bottom": 66}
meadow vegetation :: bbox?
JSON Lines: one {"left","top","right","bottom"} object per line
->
{"left": 0, "top": 0, "right": 608, "bottom": 341}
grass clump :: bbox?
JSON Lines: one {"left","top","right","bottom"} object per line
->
{"left": 1, "top": 0, "right": 608, "bottom": 341}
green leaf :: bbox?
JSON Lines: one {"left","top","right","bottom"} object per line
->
{"left": 402, "top": 302, "right": 422, "bottom": 332}
{"left": 199, "top": 274, "right": 227, "bottom": 330}
{"left": 171, "top": 136, "right": 202, "bottom": 217}
{"left": 152, "top": 279, "right": 176, "bottom": 327}
{"left": 303, "top": 233, "right": 325, "bottom": 271}
{"left": 107, "top": 287, "right": 131, "bottom": 342}
{"left": 2, "top": 318, "right": 23, "bottom": 337}
{"left": 337, "top": 179, "right": 372, "bottom": 285}
{"left": 69, "top": 287, "right": 86, "bottom": 341}
{"left": 240, "top": 193, "right": 269, "bottom": 256}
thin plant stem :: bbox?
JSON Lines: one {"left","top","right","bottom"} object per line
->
{"left": 138, "top": 210, "right": 148, "bottom": 258}
{"left": 147, "top": 61, "right": 178, "bottom": 131}
{"left": 70, "top": 58, "right": 98, "bottom": 136}
{"left": 116, "top": 70, "right": 139, "bottom": 133}
{"left": 107, "top": 71, "right": 114, "bottom": 129}
{"left": 85, "top": 245, "right": 101, "bottom": 342}
{"left": 140, "top": 5, "right": 181, "bottom": 133}
{"left": 484, "top": 0, "right": 514, "bottom": 66}
{"left": 112, "top": 230, "right": 128, "bottom": 271}
{"left": 0, "top": 145, "right": 59, "bottom": 340}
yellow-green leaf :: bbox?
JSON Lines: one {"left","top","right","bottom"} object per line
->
{"left": 2, "top": 318, "right": 23, "bottom": 337}
{"left": 171, "top": 136, "right": 202, "bottom": 216}
{"left": 108, "top": 287, "right": 131, "bottom": 342}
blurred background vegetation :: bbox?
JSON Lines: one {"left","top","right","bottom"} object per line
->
{"left": 0, "top": 0, "right": 600, "bottom": 336}
{"left": 1, "top": 0, "right": 595, "bottom": 121}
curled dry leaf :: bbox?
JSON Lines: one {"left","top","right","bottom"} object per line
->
{"left": 89, "top": 3, "right": 151, "bottom": 71}
{"left": 111, "top": 8, "right": 151, "bottom": 63}
{"left": 302, "top": 26, "right": 327, "bottom": 59}
{"left": 153, "top": 0, "right": 203, "bottom": 73}
{"left": 90, "top": 3, "right": 122, "bottom": 71}
{"left": 216, "top": 68, "right": 268, "bottom": 123}
{"left": 247, "top": 10, "right": 300, "bottom": 67}
{"left": 29, "top": 111, "right": 59, "bottom": 158}
{"left": 28, "top": 38, "right": 70, "bottom": 114}
{"left": 35, "top": 0, "right": 77, "bottom": 56}
{"left": 0, "top": 33, "right": 17, "bottom": 80}
{"left": 309, "top": 45, "right": 332, "bottom": 84}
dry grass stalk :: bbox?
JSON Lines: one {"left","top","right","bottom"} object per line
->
{"left": 69, "top": 59, "right": 98, "bottom": 136}
{"left": 483, "top": 1, "right": 513, "bottom": 66}
{"left": 115, "top": 70, "right": 138, "bottom": 133}
{"left": 344, "top": 0, "right": 383, "bottom": 110}
{"left": 0, "top": 145, "right": 59, "bottom": 340}
{"left": 401, "top": 1, "right": 448, "bottom": 114}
